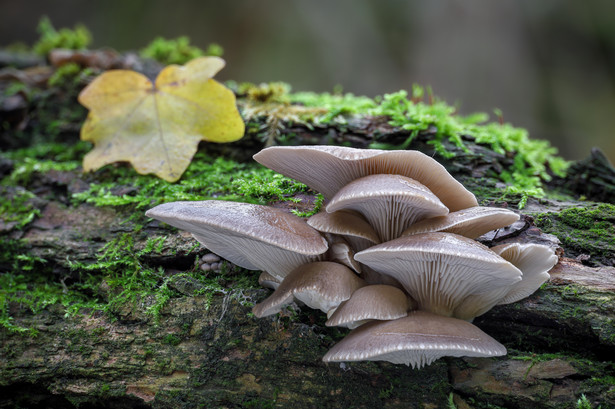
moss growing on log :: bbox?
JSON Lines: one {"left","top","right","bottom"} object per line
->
{"left": 1, "top": 36, "right": 614, "bottom": 407}
{"left": 534, "top": 204, "right": 615, "bottom": 266}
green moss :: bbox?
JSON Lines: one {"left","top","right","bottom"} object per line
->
{"left": 32, "top": 16, "right": 92, "bottom": 56}
{"left": 0, "top": 270, "right": 102, "bottom": 335}
{"left": 140, "top": 36, "right": 223, "bottom": 65}
{"left": 0, "top": 187, "right": 40, "bottom": 230}
{"left": 290, "top": 90, "right": 377, "bottom": 124}
{"left": 47, "top": 62, "right": 93, "bottom": 88}
{"left": 287, "top": 86, "right": 569, "bottom": 208}
{"left": 70, "top": 151, "right": 312, "bottom": 210}
{"left": 163, "top": 334, "right": 182, "bottom": 346}
{"left": 534, "top": 204, "right": 615, "bottom": 265}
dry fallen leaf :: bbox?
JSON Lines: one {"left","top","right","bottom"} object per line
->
{"left": 78, "top": 56, "right": 244, "bottom": 182}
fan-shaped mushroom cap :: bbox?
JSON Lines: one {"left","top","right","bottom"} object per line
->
{"left": 401, "top": 207, "right": 520, "bottom": 239}
{"left": 146, "top": 201, "right": 328, "bottom": 281}
{"left": 323, "top": 311, "right": 507, "bottom": 368}
{"left": 354, "top": 233, "right": 522, "bottom": 316}
{"left": 493, "top": 243, "right": 558, "bottom": 304}
{"left": 326, "top": 174, "right": 449, "bottom": 242}
{"left": 252, "top": 261, "right": 365, "bottom": 318}
{"left": 253, "top": 145, "right": 478, "bottom": 211}
{"left": 326, "top": 285, "right": 411, "bottom": 329}
{"left": 307, "top": 211, "right": 380, "bottom": 251}
{"left": 452, "top": 243, "right": 558, "bottom": 320}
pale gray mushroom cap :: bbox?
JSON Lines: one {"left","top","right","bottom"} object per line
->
{"left": 307, "top": 210, "right": 380, "bottom": 251}
{"left": 401, "top": 206, "right": 520, "bottom": 239}
{"left": 252, "top": 261, "right": 365, "bottom": 318}
{"left": 253, "top": 145, "right": 478, "bottom": 212}
{"left": 323, "top": 310, "right": 507, "bottom": 368}
{"left": 325, "top": 285, "right": 411, "bottom": 329}
{"left": 326, "top": 174, "right": 449, "bottom": 242}
{"left": 354, "top": 232, "right": 522, "bottom": 316}
{"left": 493, "top": 243, "right": 558, "bottom": 304}
{"left": 146, "top": 200, "right": 328, "bottom": 281}
{"left": 453, "top": 243, "right": 558, "bottom": 320}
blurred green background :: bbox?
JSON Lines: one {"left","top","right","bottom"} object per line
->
{"left": 2, "top": 0, "right": 614, "bottom": 164}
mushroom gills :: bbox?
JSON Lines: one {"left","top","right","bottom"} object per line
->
{"left": 323, "top": 311, "right": 507, "bottom": 368}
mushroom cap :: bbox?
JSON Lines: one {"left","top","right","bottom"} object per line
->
{"left": 146, "top": 200, "right": 328, "bottom": 280}
{"left": 452, "top": 243, "right": 558, "bottom": 320}
{"left": 492, "top": 243, "right": 558, "bottom": 305}
{"left": 323, "top": 310, "right": 507, "bottom": 368}
{"left": 252, "top": 261, "right": 365, "bottom": 318}
{"left": 253, "top": 145, "right": 478, "bottom": 211}
{"left": 354, "top": 232, "right": 522, "bottom": 316}
{"left": 307, "top": 210, "right": 380, "bottom": 251}
{"left": 326, "top": 285, "right": 411, "bottom": 329}
{"left": 401, "top": 206, "right": 520, "bottom": 239}
{"left": 326, "top": 174, "right": 449, "bottom": 242}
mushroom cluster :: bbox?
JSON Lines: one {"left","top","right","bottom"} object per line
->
{"left": 146, "top": 145, "right": 558, "bottom": 368}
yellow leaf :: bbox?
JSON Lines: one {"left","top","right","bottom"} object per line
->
{"left": 78, "top": 56, "right": 245, "bottom": 182}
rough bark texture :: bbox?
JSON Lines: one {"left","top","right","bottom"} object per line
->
{"left": 1, "top": 53, "right": 615, "bottom": 409}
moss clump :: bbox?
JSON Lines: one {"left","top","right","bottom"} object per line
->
{"left": 0, "top": 187, "right": 41, "bottom": 230}
{"left": 47, "top": 62, "right": 93, "bottom": 88}
{"left": 140, "top": 36, "right": 223, "bottom": 65}
{"left": 69, "top": 151, "right": 311, "bottom": 210}
{"left": 290, "top": 90, "right": 377, "bottom": 124}
{"left": 534, "top": 204, "right": 615, "bottom": 266}
{"left": 289, "top": 85, "right": 569, "bottom": 208}
{"left": 32, "top": 16, "right": 92, "bottom": 56}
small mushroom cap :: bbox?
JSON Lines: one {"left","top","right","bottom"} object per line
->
{"left": 354, "top": 233, "right": 522, "bottom": 316}
{"left": 146, "top": 200, "right": 328, "bottom": 280}
{"left": 325, "top": 285, "right": 411, "bottom": 329}
{"left": 252, "top": 261, "right": 365, "bottom": 318}
{"left": 326, "top": 174, "right": 449, "bottom": 242}
{"left": 308, "top": 210, "right": 380, "bottom": 251}
{"left": 253, "top": 145, "right": 478, "bottom": 211}
{"left": 492, "top": 243, "right": 558, "bottom": 304}
{"left": 323, "top": 310, "right": 507, "bottom": 368}
{"left": 453, "top": 243, "right": 558, "bottom": 320}
{"left": 401, "top": 207, "right": 520, "bottom": 239}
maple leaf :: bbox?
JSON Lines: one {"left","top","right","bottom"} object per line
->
{"left": 78, "top": 56, "right": 244, "bottom": 182}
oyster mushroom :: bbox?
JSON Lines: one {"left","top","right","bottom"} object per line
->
{"left": 326, "top": 174, "right": 449, "bottom": 242}
{"left": 323, "top": 310, "right": 506, "bottom": 368}
{"left": 493, "top": 243, "right": 558, "bottom": 304}
{"left": 325, "top": 285, "right": 413, "bottom": 329}
{"left": 401, "top": 206, "right": 520, "bottom": 239}
{"left": 252, "top": 261, "right": 365, "bottom": 317}
{"left": 452, "top": 243, "right": 558, "bottom": 320}
{"left": 145, "top": 200, "right": 328, "bottom": 280}
{"left": 253, "top": 145, "right": 478, "bottom": 211}
{"left": 354, "top": 232, "right": 522, "bottom": 316}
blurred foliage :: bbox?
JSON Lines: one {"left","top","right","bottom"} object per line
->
{"left": 32, "top": 16, "right": 92, "bottom": 56}
{"left": 140, "top": 36, "right": 223, "bottom": 65}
